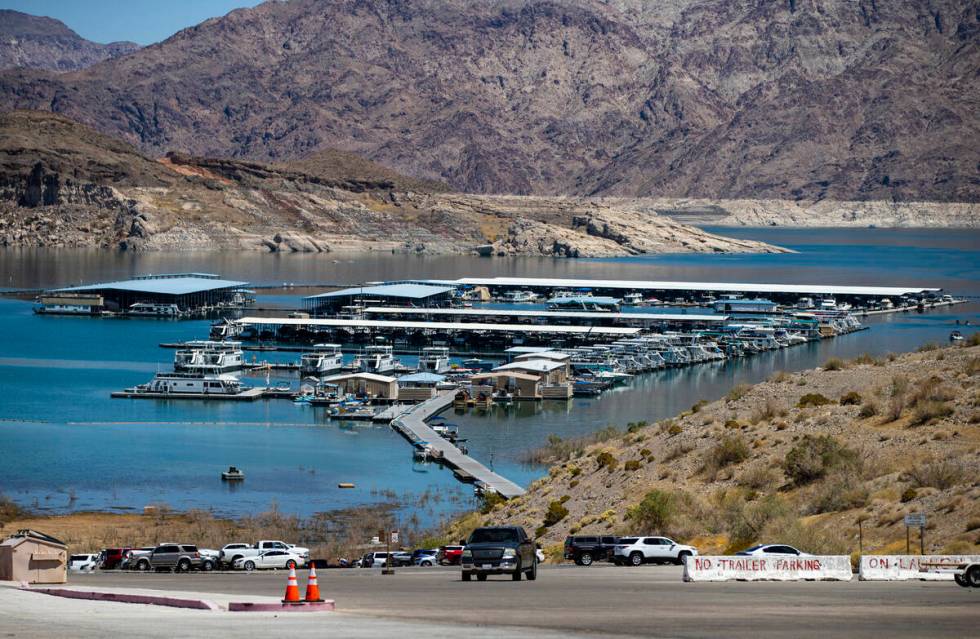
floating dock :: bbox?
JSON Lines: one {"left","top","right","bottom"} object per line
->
{"left": 391, "top": 392, "right": 525, "bottom": 499}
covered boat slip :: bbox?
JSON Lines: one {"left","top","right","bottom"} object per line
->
{"left": 419, "top": 277, "right": 941, "bottom": 302}
{"left": 44, "top": 273, "right": 250, "bottom": 312}
{"left": 361, "top": 306, "right": 729, "bottom": 328}
{"left": 233, "top": 317, "right": 642, "bottom": 347}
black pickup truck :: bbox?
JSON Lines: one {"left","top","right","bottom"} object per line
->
{"left": 461, "top": 526, "right": 537, "bottom": 582}
{"left": 563, "top": 535, "right": 619, "bottom": 566}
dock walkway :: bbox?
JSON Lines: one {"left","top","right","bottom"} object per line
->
{"left": 391, "top": 392, "right": 526, "bottom": 499}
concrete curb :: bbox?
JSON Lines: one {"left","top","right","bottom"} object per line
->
{"left": 23, "top": 587, "right": 221, "bottom": 611}
{"left": 228, "top": 600, "right": 335, "bottom": 612}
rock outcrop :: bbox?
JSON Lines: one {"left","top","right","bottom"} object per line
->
{"left": 0, "top": 10, "right": 139, "bottom": 72}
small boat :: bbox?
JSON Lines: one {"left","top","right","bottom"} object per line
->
{"left": 950, "top": 330, "right": 964, "bottom": 342}
{"left": 338, "top": 482, "right": 355, "bottom": 489}
{"left": 221, "top": 466, "right": 245, "bottom": 481}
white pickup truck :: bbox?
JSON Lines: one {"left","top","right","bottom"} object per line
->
{"left": 219, "top": 540, "right": 310, "bottom": 567}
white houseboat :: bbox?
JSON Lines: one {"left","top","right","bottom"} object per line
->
{"left": 418, "top": 346, "right": 451, "bottom": 373}
{"left": 354, "top": 345, "right": 398, "bottom": 374}
{"left": 136, "top": 372, "right": 243, "bottom": 395}
{"left": 173, "top": 341, "right": 244, "bottom": 374}
{"left": 299, "top": 344, "right": 344, "bottom": 376}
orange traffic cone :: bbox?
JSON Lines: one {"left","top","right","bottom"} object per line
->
{"left": 282, "top": 566, "right": 301, "bottom": 603}
{"left": 305, "top": 565, "right": 322, "bottom": 602}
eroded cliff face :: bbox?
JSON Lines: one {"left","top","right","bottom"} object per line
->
{"left": 0, "top": 10, "right": 139, "bottom": 72}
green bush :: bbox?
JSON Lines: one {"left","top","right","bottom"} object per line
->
{"left": 797, "top": 393, "right": 833, "bottom": 408}
{"left": 839, "top": 391, "right": 862, "bottom": 406}
{"left": 782, "top": 435, "right": 861, "bottom": 485}
{"left": 480, "top": 491, "right": 506, "bottom": 514}
{"left": 543, "top": 500, "right": 569, "bottom": 527}
{"left": 900, "top": 487, "right": 917, "bottom": 503}
{"left": 626, "top": 489, "right": 674, "bottom": 533}
{"left": 595, "top": 451, "right": 618, "bottom": 472}
{"left": 627, "top": 421, "right": 648, "bottom": 433}
{"left": 534, "top": 525, "right": 548, "bottom": 538}
{"left": 908, "top": 400, "right": 954, "bottom": 426}
{"left": 568, "top": 465, "right": 581, "bottom": 477}
{"left": 808, "top": 475, "right": 869, "bottom": 514}
{"left": 905, "top": 459, "right": 965, "bottom": 490}
{"left": 706, "top": 435, "right": 750, "bottom": 471}
{"left": 624, "top": 460, "right": 642, "bottom": 472}
{"left": 691, "top": 400, "right": 708, "bottom": 413}
{"left": 639, "top": 448, "right": 652, "bottom": 458}
{"left": 569, "top": 479, "right": 579, "bottom": 489}
{"left": 667, "top": 422, "right": 683, "bottom": 436}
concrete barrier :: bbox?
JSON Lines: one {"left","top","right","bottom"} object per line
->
{"left": 24, "top": 587, "right": 221, "bottom": 610}
{"left": 684, "top": 556, "right": 852, "bottom": 582}
{"left": 858, "top": 555, "right": 980, "bottom": 581}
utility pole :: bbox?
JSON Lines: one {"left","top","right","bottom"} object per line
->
{"left": 920, "top": 525, "right": 925, "bottom": 556}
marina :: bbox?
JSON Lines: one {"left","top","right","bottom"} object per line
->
{"left": 1, "top": 227, "right": 977, "bottom": 520}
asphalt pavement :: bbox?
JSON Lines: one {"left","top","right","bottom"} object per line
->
{"left": 61, "top": 564, "right": 979, "bottom": 638}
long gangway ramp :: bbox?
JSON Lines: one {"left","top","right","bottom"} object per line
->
{"left": 390, "top": 392, "right": 526, "bottom": 499}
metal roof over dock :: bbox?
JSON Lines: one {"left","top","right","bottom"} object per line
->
{"left": 235, "top": 316, "right": 643, "bottom": 336}
{"left": 53, "top": 274, "right": 248, "bottom": 295}
{"left": 361, "top": 306, "right": 728, "bottom": 323}
{"left": 422, "top": 277, "right": 939, "bottom": 297}
{"left": 305, "top": 283, "right": 455, "bottom": 300}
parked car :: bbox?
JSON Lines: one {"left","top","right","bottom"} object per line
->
{"left": 563, "top": 535, "right": 619, "bottom": 566}
{"left": 390, "top": 551, "right": 413, "bottom": 567}
{"left": 100, "top": 547, "right": 131, "bottom": 570}
{"left": 360, "top": 552, "right": 391, "bottom": 568}
{"left": 436, "top": 545, "right": 464, "bottom": 566}
{"left": 121, "top": 547, "right": 155, "bottom": 570}
{"left": 413, "top": 549, "right": 438, "bottom": 566}
{"left": 68, "top": 553, "right": 100, "bottom": 573}
{"left": 146, "top": 543, "right": 204, "bottom": 572}
{"left": 735, "top": 544, "right": 810, "bottom": 557}
{"left": 461, "top": 526, "right": 537, "bottom": 582}
{"left": 199, "top": 548, "right": 220, "bottom": 571}
{"left": 613, "top": 536, "right": 698, "bottom": 566}
{"left": 219, "top": 540, "right": 310, "bottom": 567}
{"left": 234, "top": 549, "right": 306, "bottom": 571}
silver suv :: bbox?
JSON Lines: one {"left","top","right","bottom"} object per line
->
{"left": 147, "top": 543, "right": 204, "bottom": 572}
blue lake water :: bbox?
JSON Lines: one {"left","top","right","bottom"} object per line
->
{"left": 0, "top": 228, "right": 977, "bottom": 523}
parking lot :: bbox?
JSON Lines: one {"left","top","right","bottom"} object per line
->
{"left": 66, "top": 564, "right": 979, "bottom": 638}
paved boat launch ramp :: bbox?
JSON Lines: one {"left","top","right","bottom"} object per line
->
{"left": 391, "top": 392, "right": 526, "bottom": 499}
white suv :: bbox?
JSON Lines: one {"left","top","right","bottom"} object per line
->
{"left": 614, "top": 536, "right": 698, "bottom": 566}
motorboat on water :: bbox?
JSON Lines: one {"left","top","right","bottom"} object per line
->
{"left": 299, "top": 344, "right": 344, "bottom": 376}
{"left": 950, "top": 330, "right": 964, "bottom": 342}
{"left": 221, "top": 466, "right": 245, "bottom": 481}
{"left": 128, "top": 302, "right": 181, "bottom": 317}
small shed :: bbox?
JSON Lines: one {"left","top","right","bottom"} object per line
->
{"left": 470, "top": 372, "right": 541, "bottom": 399}
{"left": 397, "top": 372, "right": 448, "bottom": 402}
{"left": 322, "top": 372, "right": 399, "bottom": 400}
{"left": 0, "top": 530, "right": 68, "bottom": 584}
{"left": 493, "top": 358, "right": 570, "bottom": 384}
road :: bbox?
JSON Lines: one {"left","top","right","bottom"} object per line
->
{"left": 54, "top": 564, "right": 979, "bottom": 638}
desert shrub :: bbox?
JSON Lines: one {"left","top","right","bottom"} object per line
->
{"left": 595, "top": 451, "right": 618, "bottom": 472}
{"left": 480, "top": 491, "right": 506, "bottom": 514}
{"left": 807, "top": 474, "right": 869, "bottom": 514}
{"left": 568, "top": 465, "right": 581, "bottom": 477}
{"left": 769, "top": 370, "right": 791, "bottom": 383}
{"left": 559, "top": 494, "right": 571, "bottom": 504}
{"left": 663, "top": 442, "right": 694, "bottom": 462}
{"left": 886, "top": 375, "right": 910, "bottom": 421}
{"left": 908, "top": 400, "right": 954, "bottom": 426}
{"left": 852, "top": 353, "right": 877, "bottom": 366}
{"left": 797, "top": 393, "right": 832, "bottom": 408}
{"left": 737, "top": 464, "right": 778, "bottom": 491}
{"left": 966, "top": 357, "right": 980, "bottom": 376}
{"left": 626, "top": 489, "right": 674, "bottom": 533}
{"left": 521, "top": 427, "right": 621, "bottom": 464}
{"left": 624, "top": 460, "right": 642, "bottom": 472}
{"left": 760, "top": 518, "right": 850, "bottom": 556}
{"left": 720, "top": 492, "right": 789, "bottom": 550}
{"left": 751, "top": 399, "right": 785, "bottom": 424}
{"left": 691, "top": 400, "right": 709, "bottom": 413}
{"left": 900, "top": 487, "right": 917, "bottom": 503}
{"left": 727, "top": 384, "right": 750, "bottom": 402}
{"left": 724, "top": 419, "right": 741, "bottom": 429}
{"left": 782, "top": 435, "right": 861, "bottom": 486}
{"left": 569, "top": 479, "right": 579, "bottom": 489}
{"left": 639, "top": 448, "right": 652, "bottom": 458}
{"left": 705, "top": 435, "right": 750, "bottom": 473}
{"left": 627, "top": 421, "right": 647, "bottom": 433}
{"left": 911, "top": 377, "right": 956, "bottom": 405}
{"left": 667, "top": 422, "right": 683, "bottom": 436}
{"left": 965, "top": 519, "right": 980, "bottom": 532}
{"left": 858, "top": 402, "right": 879, "bottom": 418}
{"left": 534, "top": 525, "right": 548, "bottom": 537}
{"left": 839, "top": 391, "right": 862, "bottom": 406}
{"left": 543, "top": 500, "right": 569, "bottom": 527}
{"left": 905, "top": 459, "right": 965, "bottom": 490}
{"left": 0, "top": 494, "right": 28, "bottom": 525}
{"left": 823, "top": 357, "right": 845, "bottom": 371}
{"left": 917, "top": 342, "right": 940, "bottom": 352}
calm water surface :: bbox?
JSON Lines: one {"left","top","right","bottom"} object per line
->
{"left": 0, "top": 228, "right": 977, "bottom": 522}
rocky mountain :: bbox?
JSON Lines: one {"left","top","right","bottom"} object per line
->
{"left": 0, "top": 10, "right": 139, "bottom": 72}
{"left": 0, "top": 1, "right": 975, "bottom": 203}
{"left": 0, "top": 110, "right": 783, "bottom": 255}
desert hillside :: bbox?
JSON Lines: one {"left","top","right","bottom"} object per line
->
{"left": 0, "top": 1, "right": 975, "bottom": 202}
{"left": 0, "top": 10, "right": 139, "bottom": 72}
{"left": 452, "top": 341, "right": 980, "bottom": 560}
{"left": 0, "top": 110, "right": 783, "bottom": 255}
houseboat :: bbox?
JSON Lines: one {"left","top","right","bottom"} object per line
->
{"left": 299, "top": 344, "right": 344, "bottom": 376}
{"left": 354, "top": 345, "right": 398, "bottom": 374}
{"left": 135, "top": 372, "right": 243, "bottom": 395}
{"left": 174, "top": 341, "right": 244, "bottom": 374}
{"left": 418, "top": 346, "right": 451, "bottom": 373}
{"left": 128, "top": 302, "right": 181, "bottom": 317}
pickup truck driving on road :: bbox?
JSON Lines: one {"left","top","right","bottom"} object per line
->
{"left": 219, "top": 540, "right": 310, "bottom": 567}
{"left": 461, "top": 526, "right": 538, "bottom": 582}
